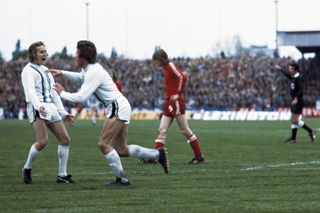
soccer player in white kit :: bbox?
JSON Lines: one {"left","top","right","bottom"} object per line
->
{"left": 21, "top": 41, "right": 75, "bottom": 184}
{"left": 50, "top": 40, "right": 169, "bottom": 186}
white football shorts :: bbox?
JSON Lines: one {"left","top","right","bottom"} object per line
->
{"left": 105, "top": 96, "right": 131, "bottom": 124}
{"left": 27, "top": 102, "right": 62, "bottom": 124}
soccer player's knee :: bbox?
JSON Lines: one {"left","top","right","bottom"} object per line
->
{"left": 37, "top": 138, "right": 48, "bottom": 149}
{"left": 180, "top": 128, "right": 191, "bottom": 136}
{"left": 60, "top": 135, "right": 71, "bottom": 146}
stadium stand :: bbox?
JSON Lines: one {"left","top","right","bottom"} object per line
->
{"left": 0, "top": 55, "right": 320, "bottom": 119}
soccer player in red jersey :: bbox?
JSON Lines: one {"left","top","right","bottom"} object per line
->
{"left": 151, "top": 49, "right": 204, "bottom": 164}
{"left": 109, "top": 69, "right": 122, "bottom": 92}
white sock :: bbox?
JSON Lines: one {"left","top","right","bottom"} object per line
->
{"left": 91, "top": 116, "right": 96, "bottom": 125}
{"left": 128, "top": 145, "right": 159, "bottom": 159}
{"left": 24, "top": 144, "right": 40, "bottom": 169}
{"left": 298, "top": 120, "right": 304, "bottom": 127}
{"left": 58, "top": 145, "right": 69, "bottom": 177}
{"left": 105, "top": 149, "right": 123, "bottom": 178}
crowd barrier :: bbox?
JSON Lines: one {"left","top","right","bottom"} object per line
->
{"left": 78, "top": 107, "right": 320, "bottom": 121}
{"left": 1, "top": 107, "right": 319, "bottom": 121}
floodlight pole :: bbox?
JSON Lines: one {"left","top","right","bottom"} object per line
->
{"left": 86, "top": 2, "right": 90, "bottom": 40}
{"left": 274, "top": 0, "right": 279, "bottom": 57}
{"left": 125, "top": 10, "right": 128, "bottom": 56}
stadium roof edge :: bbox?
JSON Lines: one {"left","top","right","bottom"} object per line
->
{"left": 277, "top": 30, "right": 320, "bottom": 34}
{"left": 277, "top": 30, "right": 320, "bottom": 54}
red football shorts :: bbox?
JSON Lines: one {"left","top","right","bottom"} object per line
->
{"left": 163, "top": 99, "right": 186, "bottom": 117}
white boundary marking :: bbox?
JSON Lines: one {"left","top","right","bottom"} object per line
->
{"left": 241, "top": 160, "right": 320, "bottom": 171}
{"left": 4, "top": 160, "right": 320, "bottom": 178}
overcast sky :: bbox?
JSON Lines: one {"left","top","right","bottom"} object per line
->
{"left": 1, "top": 0, "right": 320, "bottom": 60}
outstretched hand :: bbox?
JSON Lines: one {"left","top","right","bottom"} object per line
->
{"left": 170, "top": 94, "right": 179, "bottom": 103}
{"left": 39, "top": 105, "right": 47, "bottom": 117}
{"left": 63, "top": 114, "right": 75, "bottom": 126}
{"left": 291, "top": 98, "right": 298, "bottom": 106}
{"left": 48, "top": 69, "right": 62, "bottom": 77}
{"left": 53, "top": 83, "right": 65, "bottom": 95}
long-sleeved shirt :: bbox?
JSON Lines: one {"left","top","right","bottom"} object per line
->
{"left": 280, "top": 69, "right": 303, "bottom": 101}
{"left": 21, "top": 62, "right": 68, "bottom": 116}
{"left": 163, "top": 62, "right": 187, "bottom": 100}
{"left": 60, "top": 63, "right": 122, "bottom": 107}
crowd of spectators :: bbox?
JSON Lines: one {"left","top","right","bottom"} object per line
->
{"left": 0, "top": 55, "right": 320, "bottom": 118}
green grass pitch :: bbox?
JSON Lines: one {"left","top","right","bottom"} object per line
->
{"left": 0, "top": 119, "right": 320, "bottom": 212}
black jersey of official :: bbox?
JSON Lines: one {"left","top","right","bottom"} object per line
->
{"left": 280, "top": 70, "right": 303, "bottom": 100}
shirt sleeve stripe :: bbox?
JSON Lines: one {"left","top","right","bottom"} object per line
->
{"left": 169, "top": 62, "right": 183, "bottom": 93}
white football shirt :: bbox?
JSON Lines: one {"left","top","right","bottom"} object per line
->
{"left": 21, "top": 62, "right": 68, "bottom": 116}
{"left": 60, "top": 63, "right": 122, "bottom": 107}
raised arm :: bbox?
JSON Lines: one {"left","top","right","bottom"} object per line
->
{"left": 274, "top": 65, "right": 291, "bottom": 79}
{"left": 56, "top": 69, "right": 101, "bottom": 103}
{"left": 49, "top": 69, "right": 83, "bottom": 83}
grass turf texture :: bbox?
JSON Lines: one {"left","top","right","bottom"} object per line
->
{"left": 0, "top": 119, "right": 320, "bottom": 212}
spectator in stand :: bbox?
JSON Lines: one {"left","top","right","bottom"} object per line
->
{"left": 1, "top": 55, "right": 320, "bottom": 116}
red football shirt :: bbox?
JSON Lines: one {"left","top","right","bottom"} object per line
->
{"left": 114, "top": 80, "right": 122, "bottom": 92}
{"left": 163, "top": 62, "right": 187, "bottom": 100}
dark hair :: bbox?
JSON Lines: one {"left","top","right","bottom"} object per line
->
{"left": 77, "top": 40, "right": 97, "bottom": 63}
{"left": 152, "top": 49, "right": 169, "bottom": 65}
{"left": 290, "top": 63, "right": 299, "bottom": 72}
{"left": 28, "top": 41, "right": 45, "bottom": 62}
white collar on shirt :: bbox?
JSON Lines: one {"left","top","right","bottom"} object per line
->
{"left": 293, "top": 72, "right": 300, "bottom": 78}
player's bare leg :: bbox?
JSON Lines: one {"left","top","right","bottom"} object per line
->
{"left": 32, "top": 119, "right": 49, "bottom": 150}
{"left": 112, "top": 125, "right": 169, "bottom": 174}
{"left": 140, "top": 115, "right": 173, "bottom": 164}
{"left": 22, "top": 118, "right": 48, "bottom": 184}
{"left": 112, "top": 125, "right": 129, "bottom": 157}
{"left": 154, "top": 115, "right": 174, "bottom": 149}
{"left": 175, "top": 114, "right": 204, "bottom": 164}
{"left": 47, "top": 121, "right": 75, "bottom": 183}
{"left": 99, "top": 117, "right": 130, "bottom": 186}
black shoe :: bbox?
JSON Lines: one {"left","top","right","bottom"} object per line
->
{"left": 140, "top": 158, "right": 157, "bottom": 164}
{"left": 283, "top": 138, "right": 296, "bottom": 144}
{"left": 22, "top": 168, "right": 32, "bottom": 184}
{"left": 105, "top": 177, "right": 131, "bottom": 187}
{"left": 188, "top": 156, "right": 205, "bottom": 164}
{"left": 309, "top": 130, "right": 316, "bottom": 142}
{"left": 158, "top": 148, "right": 169, "bottom": 174}
{"left": 56, "top": 175, "right": 76, "bottom": 183}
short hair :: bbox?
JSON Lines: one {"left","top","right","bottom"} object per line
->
{"left": 152, "top": 49, "right": 169, "bottom": 65}
{"left": 28, "top": 41, "right": 45, "bottom": 62}
{"left": 290, "top": 63, "right": 299, "bottom": 72}
{"left": 77, "top": 40, "right": 97, "bottom": 63}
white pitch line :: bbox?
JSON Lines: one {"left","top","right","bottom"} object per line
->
{"left": 241, "top": 160, "right": 320, "bottom": 171}
{"left": 3, "top": 161, "right": 320, "bottom": 178}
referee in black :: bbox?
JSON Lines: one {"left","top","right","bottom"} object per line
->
{"left": 275, "top": 63, "right": 316, "bottom": 144}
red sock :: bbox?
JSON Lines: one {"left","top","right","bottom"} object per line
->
{"left": 154, "top": 138, "right": 165, "bottom": 149}
{"left": 154, "top": 142, "right": 165, "bottom": 149}
{"left": 188, "top": 135, "right": 203, "bottom": 157}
